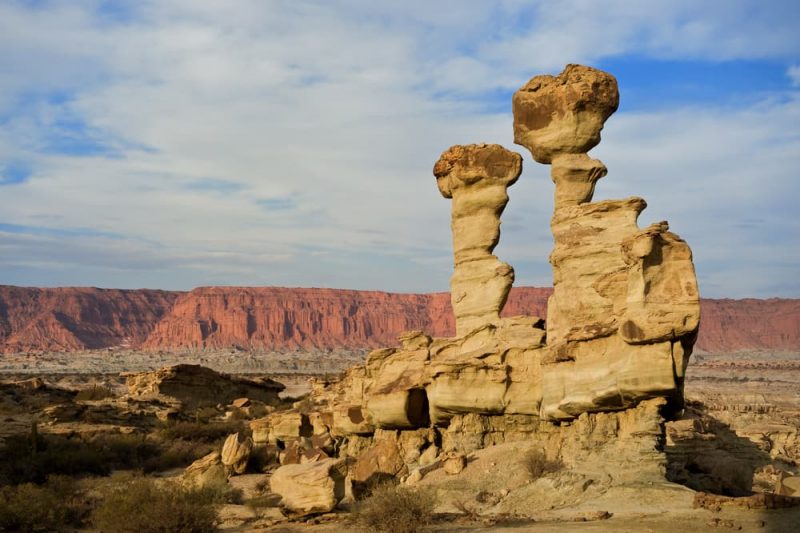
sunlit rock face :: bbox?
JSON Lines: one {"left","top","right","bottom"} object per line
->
{"left": 434, "top": 143, "right": 522, "bottom": 337}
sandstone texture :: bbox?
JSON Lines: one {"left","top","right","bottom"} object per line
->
{"left": 512, "top": 64, "right": 618, "bottom": 164}
{"left": 239, "top": 64, "right": 716, "bottom": 520}
{"left": 434, "top": 143, "right": 522, "bottom": 336}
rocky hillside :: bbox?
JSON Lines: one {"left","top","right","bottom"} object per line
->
{"left": 0, "top": 285, "right": 797, "bottom": 354}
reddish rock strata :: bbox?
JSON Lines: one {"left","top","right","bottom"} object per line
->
{"left": 0, "top": 285, "right": 796, "bottom": 354}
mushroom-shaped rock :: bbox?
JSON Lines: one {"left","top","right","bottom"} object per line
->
{"left": 434, "top": 143, "right": 523, "bottom": 336}
{"left": 512, "top": 64, "right": 619, "bottom": 164}
{"left": 221, "top": 432, "right": 253, "bottom": 475}
{"left": 270, "top": 458, "right": 348, "bottom": 516}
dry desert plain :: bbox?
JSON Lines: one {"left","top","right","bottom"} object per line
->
{"left": 1, "top": 347, "right": 799, "bottom": 532}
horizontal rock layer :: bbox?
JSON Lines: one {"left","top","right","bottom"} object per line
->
{"left": 0, "top": 285, "right": 797, "bottom": 354}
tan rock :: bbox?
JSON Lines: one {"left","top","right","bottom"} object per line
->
{"left": 443, "top": 451, "right": 467, "bottom": 475}
{"left": 620, "top": 222, "right": 700, "bottom": 345}
{"left": 184, "top": 451, "right": 227, "bottom": 489}
{"left": 350, "top": 431, "right": 406, "bottom": 495}
{"left": 434, "top": 143, "right": 522, "bottom": 337}
{"left": 221, "top": 432, "right": 253, "bottom": 475}
{"left": 776, "top": 472, "right": 800, "bottom": 496}
{"left": 512, "top": 64, "right": 619, "bottom": 164}
{"left": 270, "top": 458, "right": 347, "bottom": 516}
{"left": 364, "top": 335, "right": 431, "bottom": 429}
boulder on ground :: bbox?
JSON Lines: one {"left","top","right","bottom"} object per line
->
{"left": 184, "top": 451, "right": 227, "bottom": 488}
{"left": 270, "top": 458, "right": 348, "bottom": 516}
{"left": 221, "top": 432, "right": 253, "bottom": 475}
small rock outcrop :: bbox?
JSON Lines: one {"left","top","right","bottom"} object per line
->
{"left": 124, "top": 364, "right": 284, "bottom": 408}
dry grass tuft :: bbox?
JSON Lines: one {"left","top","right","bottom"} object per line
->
{"left": 521, "top": 449, "right": 563, "bottom": 479}
{"left": 352, "top": 482, "right": 437, "bottom": 533}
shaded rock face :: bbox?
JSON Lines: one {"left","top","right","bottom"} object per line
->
{"left": 125, "top": 364, "right": 284, "bottom": 408}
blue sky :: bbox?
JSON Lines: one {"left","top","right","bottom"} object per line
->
{"left": 1, "top": 0, "right": 799, "bottom": 298}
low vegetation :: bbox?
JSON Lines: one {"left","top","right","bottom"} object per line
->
{"left": 157, "top": 419, "right": 248, "bottom": 443}
{"left": 91, "top": 477, "right": 225, "bottom": 533}
{"left": 0, "top": 428, "right": 212, "bottom": 485}
{"left": 353, "top": 482, "right": 437, "bottom": 533}
{"left": 521, "top": 448, "right": 563, "bottom": 479}
{"left": 0, "top": 476, "right": 88, "bottom": 532}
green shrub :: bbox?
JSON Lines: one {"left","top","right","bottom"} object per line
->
{"left": 353, "top": 482, "right": 436, "bottom": 533}
{"left": 91, "top": 477, "right": 220, "bottom": 533}
{"left": 0, "top": 476, "right": 87, "bottom": 532}
{"left": 521, "top": 449, "right": 563, "bottom": 479}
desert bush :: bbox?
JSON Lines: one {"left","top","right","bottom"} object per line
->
{"left": 0, "top": 476, "right": 88, "bottom": 531}
{"left": 75, "top": 385, "right": 115, "bottom": 401}
{"left": 521, "top": 449, "right": 563, "bottom": 479}
{"left": 91, "top": 477, "right": 221, "bottom": 533}
{"left": 0, "top": 431, "right": 167, "bottom": 484}
{"left": 353, "top": 482, "right": 436, "bottom": 533}
{"left": 157, "top": 420, "right": 248, "bottom": 443}
{"left": 141, "top": 439, "right": 214, "bottom": 473}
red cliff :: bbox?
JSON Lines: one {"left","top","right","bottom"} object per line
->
{"left": 0, "top": 286, "right": 179, "bottom": 353}
{"left": 140, "top": 286, "right": 551, "bottom": 351}
{"left": 0, "top": 285, "right": 797, "bottom": 354}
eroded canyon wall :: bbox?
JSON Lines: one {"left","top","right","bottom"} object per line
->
{"left": 0, "top": 285, "right": 797, "bottom": 354}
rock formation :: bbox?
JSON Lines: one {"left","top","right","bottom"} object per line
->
{"left": 125, "top": 364, "right": 284, "bottom": 408}
{"left": 261, "top": 64, "right": 711, "bottom": 515}
{"left": 0, "top": 286, "right": 177, "bottom": 353}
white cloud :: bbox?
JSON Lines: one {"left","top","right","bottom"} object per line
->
{"left": 0, "top": 1, "right": 798, "bottom": 296}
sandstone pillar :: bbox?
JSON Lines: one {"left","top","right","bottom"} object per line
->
{"left": 434, "top": 144, "right": 523, "bottom": 337}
